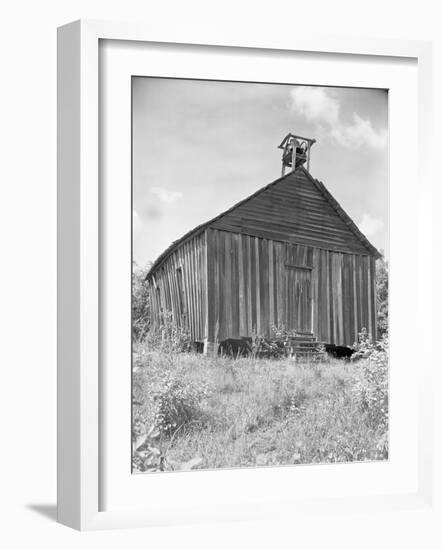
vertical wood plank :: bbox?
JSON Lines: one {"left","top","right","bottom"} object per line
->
{"left": 276, "top": 242, "right": 283, "bottom": 325}
{"left": 218, "top": 232, "right": 225, "bottom": 340}
{"left": 238, "top": 234, "right": 246, "bottom": 337}
{"left": 183, "top": 243, "right": 193, "bottom": 337}
{"left": 341, "top": 254, "right": 349, "bottom": 346}
{"left": 269, "top": 240, "right": 274, "bottom": 330}
{"left": 188, "top": 242, "right": 196, "bottom": 338}
{"left": 357, "top": 255, "right": 363, "bottom": 332}
{"left": 198, "top": 236, "right": 203, "bottom": 339}
{"left": 250, "top": 235, "right": 257, "bottom": 333}
{"left": 245, "top": 235, "right": 252, "bottom": 335}
{"left": 371, "top": 257, "right": 378, "bottom": 341}
{"left": 197, "top": 237, "right": 202, "bottom": 339}
{"left": 225, "top": 232, "right": 232, "bottom": 339}
{"left": 337, "top": 254, "right": 346, "bottom": 345}
{"left": 260, "top": 239, "right": 268, "bottom": 336}
{"left": 255, "top": 237, "right": 261, "bottom": 334}
{"left": 364, "top": 256, "right": 369, "bottom": 333}
{"left": 205, "top": 230, "right": 212, "bottom": 341}
{"left": 368, "top": 256, "right": 376, "bottom": 341}
{"left": 312, "top": 248, "right": 318, "bottom": 336}
{"left": 166, "top": 263, "right": 175, "bottom": 319}
{"left": 232, "top": 233, "right": 239, "bottom": 338}
{"left": 173, "top": 257, "right": 182, "bottom": 326}
{"left": 327, "top": 251, "right": 333, "bottom": 344}
{"left": 199, "top": 235, "right": 204, "bottom": 340}
{"left": 352, "top": 254, "right": 358, "bottom": 343}
{"left": 190, "top": 241, "right": 198, "bottom": 339}
{"left": 317, "top": 250, "right": 323, "bottom": 340}
{"left": 332, "top": 253, "right": 337, "bottom": 344}
{"left": 213, "top": 230, "right": 220, "bottom": 342}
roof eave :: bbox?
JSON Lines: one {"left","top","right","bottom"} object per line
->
{"left": 300, "top": 167, "right": 382, "bottom": 259}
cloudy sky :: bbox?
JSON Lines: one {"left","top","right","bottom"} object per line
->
{"left": 133, "top": 78, "right": 388, "bottom": 266}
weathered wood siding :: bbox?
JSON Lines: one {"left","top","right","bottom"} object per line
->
{"left": 207, "top": 228, "right": 376, "bottom": 346}
{"left": 148, "top": 232, "right": 207, "bottom": 342}
{"left": 146, "top": 167, "right": 379, "bottom": 347}
{"left": 211, "top": 169, "right": 370, "bottom": 255}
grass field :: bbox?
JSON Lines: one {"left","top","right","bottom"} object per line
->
{"left": 132, "top": 338, "right": 388, "bottom": 473}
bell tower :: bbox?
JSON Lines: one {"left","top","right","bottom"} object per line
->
{"left": 278, "top": 133, "right": 316, "bottom": 177}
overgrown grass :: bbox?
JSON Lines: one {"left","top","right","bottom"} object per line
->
{"left": 132, "top": 337, "right": 388, "bottom": 473}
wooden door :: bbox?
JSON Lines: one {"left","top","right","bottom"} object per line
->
{"left": 286, "top": 266, "right": 312, "bottom": 333}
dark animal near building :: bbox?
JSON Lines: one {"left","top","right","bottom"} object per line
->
{"left": 324, "top": 344, "right": 355, "bottom": 359}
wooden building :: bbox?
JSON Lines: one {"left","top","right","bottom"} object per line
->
{"left": 145, "top": 134, "right": 381, "bottom": 350}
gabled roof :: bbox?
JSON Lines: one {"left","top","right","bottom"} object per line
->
{"left": 146, "top": 166, "right": 381, "bottom": 279}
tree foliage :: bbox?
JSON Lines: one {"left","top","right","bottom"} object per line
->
{"left": 132, "top": 261, "right": 151, "bottom": 341}
{"left": 375, "top": 255, "right": 389, "bottom": 337}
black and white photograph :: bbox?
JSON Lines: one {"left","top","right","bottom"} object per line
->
{"left": 131, "top": 77, "right": 389, "bottom": 474}
{"left": 3, "top": 0, "right": 439, "bottom": 542}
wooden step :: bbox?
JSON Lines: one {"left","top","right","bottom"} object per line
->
{"left": 290, "top": 341, "right": 323, "bottom": 347}
{"left": 291, "top": 349, "right": 327, "bottom": 360}
{"left": 288, "top": 337, "right": 328, "bottom": 362}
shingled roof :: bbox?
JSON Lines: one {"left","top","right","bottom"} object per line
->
{"left": 145, "top": 166, "right": 381, "bottom": 279}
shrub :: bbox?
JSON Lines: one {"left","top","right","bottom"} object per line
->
{"left": 352, "top": 329, "right": 389, "bottom": 431}
{"left": 152, "top": 373, "right": 212, "bottom": 435}
{"left": 132, "top": 261, "right": 151, "bottom": 341}
{"left": 133, "top": 330, "right": 390, "bottom": 471}
{"left": 145, "top": 310, "right": 192, "bottom": 354}
{"left": 132, "top": 422, "right": 163, "bottom": 473}
{"left": 376, "top": 256, "right": 389, "bottom": 337}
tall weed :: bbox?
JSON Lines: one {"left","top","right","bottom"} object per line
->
{"left": 352, "top": 329, "right": 389, "bottom": 434}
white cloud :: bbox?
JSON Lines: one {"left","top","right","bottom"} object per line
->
{"left": 290, "top": 87, "right": 387, "bottom": 150}
{"left": 290, "top": 87, "right": 339, "bottom": 127}
{"left": 331, "top": 114, "right": 387, "bottom": 149}
{"left": 358, "top": 213, "right": 384, "bottom": 237}
{"left": 151, "top": 187, "right": 183, "bottom": 204}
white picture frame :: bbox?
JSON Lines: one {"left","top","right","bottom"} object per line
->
{"left": 57, "top": 19, "right": 433, "bottom": 531}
